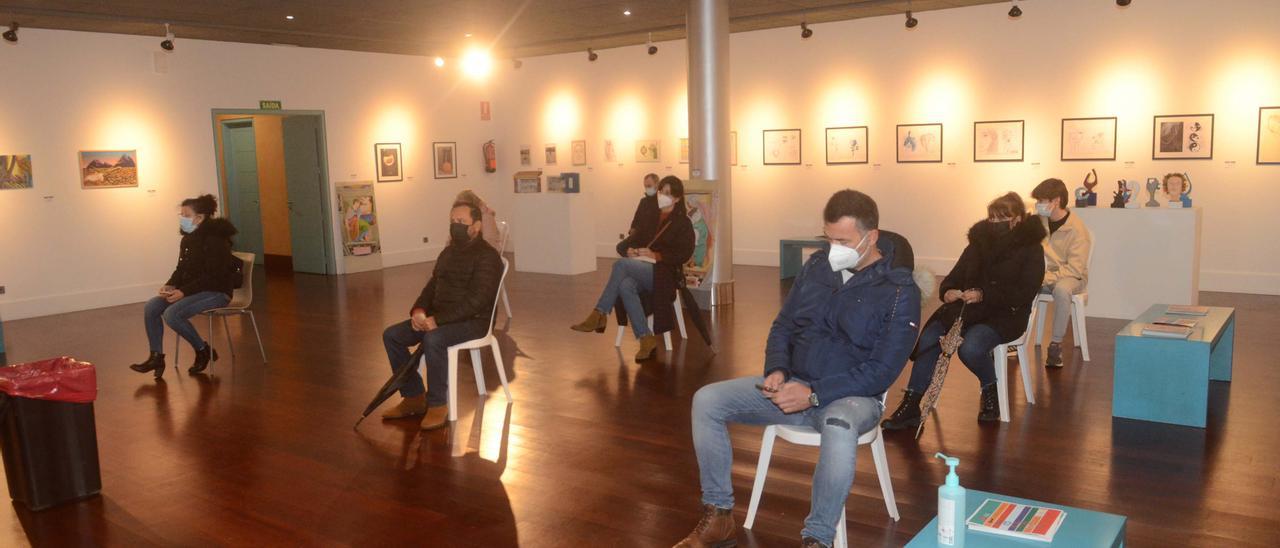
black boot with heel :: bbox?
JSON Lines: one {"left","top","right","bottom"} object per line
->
{"left": 188, "top": 344, "right": 219, "bottom": 374}
{"left": 978, "top": 382, "right": 1000, "bottom": 422}
{"left": 881, "top": 389, "right": 924, "bottom": 431}
{"left": 129, "top": 352, "right": 167, "bottom": 379}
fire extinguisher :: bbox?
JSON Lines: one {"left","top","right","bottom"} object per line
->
{"left": 483, "top": 140, "right": 496, "bottom": 173}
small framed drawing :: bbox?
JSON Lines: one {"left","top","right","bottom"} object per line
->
{"left": 973, "top": 120, "right": 1024, "bottom": 162}
{"left": 730, "top": 131, "right": 738, "bottom": 166}
{"left": 375, "top": 142, "right": 403, "bottom": 182}
{"left": 1261, "top": 107, "right": 1280, "bottom": 164}
{"left": 1153, "top": 114, "right": 1213, "bottom": 160}
{"left": 636, "top": 139, "right": 661, "bottom": 162}
{"left": 1061, "top": 117, "right": 1116, "bottom": 161}
{"left": 763, "top": 129, "right": 801, "bottom": 165}
{"left": 679, "top": 138, "right": 690, "bottom": 164}
{"left": 433, "top": 142, "right": 457, "bottom": 179}
{"left": 80, "top": 150, "right": 138, "bottom": 188}
{"left": 825, "top": 126, "right": 868, "bottom": 165}
{"left": 520, "top": 145, "right": 531, "bottom": 166}
{"left": 604, "top": 139, "right": 616, "bottom": 163}
{"left": 896, "top": 123, "right": 942, "bottom": 163}
{"left": 571, "top": 140, "right": 587, "bottom": 165}
{"left": 544, "top": 144, "right": 557, "bottom": 165}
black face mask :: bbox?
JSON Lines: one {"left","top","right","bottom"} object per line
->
{"left": 450, "top": 222, "right": 472, "bottom": 245}
{"left": 989, "top": 222, "right": 1013, "bottom": 236}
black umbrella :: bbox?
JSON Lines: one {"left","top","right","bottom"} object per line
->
{"left": 354, "top": 346, "right": 424, "bottom": 429}
{"left": 679, "top": 285, "right": 717, "bottom": 354}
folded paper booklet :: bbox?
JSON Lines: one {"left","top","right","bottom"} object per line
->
{"left": 1152, "top": 316, "right": 1198, "bottom": 328}
{"left": 966, "top": 498, "right": 1066, "bottom": 542}
{"left": 1165, "top": 305, "right": 1210, "bottom": 316}
{"left": 1141, "top": 323, "right": 1192, "bottom": 339}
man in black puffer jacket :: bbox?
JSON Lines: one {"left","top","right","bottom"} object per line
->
{"left": 380, "top": 201, "right": 504, "bottom": 430}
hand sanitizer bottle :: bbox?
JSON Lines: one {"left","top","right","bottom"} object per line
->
{"left": 936, "top": 452, "right": 966, "bottom": 547}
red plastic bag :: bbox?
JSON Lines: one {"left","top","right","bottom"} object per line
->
{"left": 0, "top": 357, "right": 97, "bottom": 403}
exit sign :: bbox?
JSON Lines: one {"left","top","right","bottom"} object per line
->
{"left": 259, "top": 100, "right": 283, "bottom": 110}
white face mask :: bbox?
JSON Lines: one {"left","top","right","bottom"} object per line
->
{"left": 644, "top": 186, "right": 657, "bottom": 197}
{"left": 828, "top": 233, "right": 870, "bottom": 272}
{"left": 657, "top": 193, "right": 674, "bottom": 209}
{"left": 1035, "top": 203, "right": 1053, "bottom": 217}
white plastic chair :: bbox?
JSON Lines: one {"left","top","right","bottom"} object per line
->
{"left": 992, "top": 309, "right": 1038, "bottom": 422}
{"left": 614, "top": 292, "right": 688, "bottom": 351}
{"left": 745, "top": 394, "right": 899, "bottom": 548}
{"left": 1034, "top": 228, "right": 1095, "bottom": 362}
{"left": 175, "top": 251, "right": 267, "bottom": 364}
{"left": 424, "top": 257, "right": 512, "bottom": 422}
{"left": 497, "top": 221, "right": 513, "bottom": 320}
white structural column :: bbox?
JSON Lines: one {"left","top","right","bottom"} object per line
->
{"left": 687, "top": 0, "right": 734, "bottom": 306}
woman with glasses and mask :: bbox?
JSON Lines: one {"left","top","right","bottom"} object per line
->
{"left": 571, "top": 175, "right": 694, "bottom": 362}
{"left": 882, "top": 192, "right": 1045, "bottom": 428}
{"left": 130, "top": 194, "right": 239, "bottom": 378}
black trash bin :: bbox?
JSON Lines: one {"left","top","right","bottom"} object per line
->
{"left": 0, "top": 357, "right": 101, "bottom": 511}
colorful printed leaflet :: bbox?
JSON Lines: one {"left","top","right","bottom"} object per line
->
{"left": 1140, "top": 324, "right": 1193, "bottom": 339}
{"left": 966, "top": 498, "right": 1066, "bottom": 542}
{"left": 1152, "top": 316, "right": 1198, "bottom": 328}
{"left": 1165, "top": 305, "right": 1209, "bottom": 316}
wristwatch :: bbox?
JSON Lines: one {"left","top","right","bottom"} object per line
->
{"left": 808, "top": 392, "right": 820, "bottom": 407}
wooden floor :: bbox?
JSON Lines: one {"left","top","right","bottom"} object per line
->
{"left": 1, "top": 258, "right": 1277, "bottom": 547}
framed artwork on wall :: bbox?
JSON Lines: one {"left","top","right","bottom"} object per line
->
{"left": 825, "top": 126, "right": 868, "bottom": 165}
{"left": 544, "top": 144, "right": 557, "bottom": 165}
{"left": 763, "top": 129, "right": 801, "bottom": 165}
{"left": 79, "top": 150, "right": 138, "bottom": 188}
{"left": 433, "top": 142, "right": 457, "bottom": 179}
{"left": 337, "top": 183, "right": 381, "bottom": 256}
{"left": 973, "top": 120, "right": 1024, "bottom": 162}
{"left": 636, "top": 139, "right": 661, "bottom": 162}
{"left": 896, "top": 123, "right": 942, "bottom": 163}
{"left": 604, "top": 139, "right": 616, "bottom": 163}
{"left": 1258, "top": 107, "right": 1280, "bottom": 164}
{"left": 571, "top": 140, "right": 587, "bottom": 165}
{"left": 1153, "top": 114, "right": 1213, "bottom": 160}
{"left": 730, "top": 131, "right": 738, "bottom": 166}
{"left": 0, "top": 154, "right": 33, "bottom": 189}
{"left": 520, "top": 145, "right": 531, "bottom": 166}
{"left": 374, "top": 142, "right": 402, "bottom": 182}
{"left": 1061, "top": 117, "right": 1116, "bottom": 161}
{"left": 680, "top": 138, "right": 690, "bottom": 164}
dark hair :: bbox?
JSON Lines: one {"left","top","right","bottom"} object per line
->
{"left": 823, "top": 189, "right": 879, "bottom": 230}
{"left": 644, "top": 173, "right": 659, "bottom": 184}
{"left": 451, "top": 200, "right": 482, "bottom": 223}
{"left": 1031, "top": 178, "right": 1069, "bottom": 209}
{"left": 987, "top": 191, "right": 1027, "bottom": 220}
{"left": 181, "top": 194, "right": 218, "bottom": 217}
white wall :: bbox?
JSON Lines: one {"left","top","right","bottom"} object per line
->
{"left": 2, "top": 0, "right": 1278, "bottom": 320}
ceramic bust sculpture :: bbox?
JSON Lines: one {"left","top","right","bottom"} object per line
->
{"left": 1124, "top": 180, "right": 1141, "bottom": 208}
{"left": 1144, "top": 177, "right": 1161, "bottom": 207}
{"left": 1074, "top": 187, "right": 1090, "bottom": 208}
{"left": 1110, "top": 180, "right": 1127, "bottom": 208}
{"left": 1077, "top": 169, "right": 1099, "bottom": 207}
{"left": 1162, "top": 173, "right": 1186, "bottom": 208}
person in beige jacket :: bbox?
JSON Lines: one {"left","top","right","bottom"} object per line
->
{"left": 1031, "top": 178, "right": 1092, "bottom": 368}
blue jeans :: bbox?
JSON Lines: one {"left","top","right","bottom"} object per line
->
{"left": 144, "top": 292, "right": 230, "bottom": 353}
{"left": 691, "top": 376, "right": 883, "bottom": 544}
{"left": 382, "top": 318, "right": 488, "bottom": 406}
{"left": 907, "top": 321, "right": 1003, "bottom": 392}
{"left": 593, "top": 258, "right": 654, "bottom": 339}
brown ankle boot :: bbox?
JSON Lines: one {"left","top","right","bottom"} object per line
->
{"left": 635, "top": 334, "right": 659, "bottom": 362}
{"left": 381, "top": 394, "right": 427, "bottom": 419}
{"left": 673, "top": 504, "right": 736, "bottom": 548}
{"left": 570, "top": 309, "right": 608, "bottom": 333}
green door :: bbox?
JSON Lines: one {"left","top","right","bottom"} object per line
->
{"left": 222, "top": 121, "right": 264, "bottom": 264}
{"left": 282, "top": 115, "right": 330, "bottom": 274}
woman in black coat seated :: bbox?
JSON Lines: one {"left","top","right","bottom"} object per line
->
{"left": 130, "top": 194, "right": 239, "bottom": 378}
{"left": 571, "top": 175, "right": 694, "bottom": 362}
{"left": 883, "top": 192, "right": 1045, "bottom": 428}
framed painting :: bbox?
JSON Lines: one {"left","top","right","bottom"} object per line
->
{"left": 1153, "top": 114, "right": 1213, "bottom": 160}
{"left": 896, "top": 123, "right": 942, "bottom": 163}
{"left": 763, "top": 129, "right": 801, "bottom": 165}
{"left": 973, "top": 120, "right": 1024, "bottom": 162}
{"left": 636, "top": 139, "right": 661, "bottom": 163}
{"left": 80, "top": 150, "right": 138, "bottom": 188}
{"left": 1061, "top": 117, "right": 1116, "bottom": 161}
{"left": 571, "top": 140, "right": 587, "bottom": 166}
{"left": 604, "top": 139, "right": 616, "bottom": 163}
{"left": 544, "top": 144, "right": 557, "bottom": 165}
{"left": 433, "top": 142, "right": 457, "bottom": 179}
{"left": 0, "top": 154, "right": 33, "bottom": 189}
{"left": 825, "top": 126, "right": 868, "bottom": 165}
{"left": 1261, "top": 107, "right": 1280, "bottom": 164}
{"left": 374, "top": 142, "right": 402, "bottom": 182}
{"left": 520, "top": 145, "right": 531, "bottom": 166}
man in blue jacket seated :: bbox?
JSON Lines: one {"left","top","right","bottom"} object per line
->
{"left": 673, "top": 190, "right": 921, "bottom": 548}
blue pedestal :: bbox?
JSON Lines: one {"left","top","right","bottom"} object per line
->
{"left": 1112, "top": 305, "right": 1235, "bottom": 428}
{"left": 906, "top": 490, "right": 1126, "bottom": 547}
{"left": 779, "top": 236, "right": 824, "bottom": 279}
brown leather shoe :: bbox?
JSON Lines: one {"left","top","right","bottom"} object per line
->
{"left": 570, "top": 309, "right": 608, "bottom": 333}
{"left": 673, "top": 504, "right": 736, "bottom": 548}
{"left": 380, "top": 395, "right": 427, "bottom": 419}
{"left": 635, "top": 334, "right": 660, "bottom": 362}
{"left": 419, "top": 405, "right": 450, "bottom": 431}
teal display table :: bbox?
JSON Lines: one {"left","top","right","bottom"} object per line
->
{"left": 779, "top": 236, "right": 824, "bottom": 279}
{"left": 1113, "top": 305, "right": 1235, "bottom": 427}
{"left": 906, "top": 490, "right": 1126, "bottom": 547}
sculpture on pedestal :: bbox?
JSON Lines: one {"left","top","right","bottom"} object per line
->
{"left": 1076, "top": 169, "right": 1099, "bottom": 207}
{"left": 1110, "top": 180, "right": 1127, "bottom": 208}
{"left": 1163, "top": 172, "right": 1193, "bottom": 208}
{"left": 1144, "top": 177, "right": 1161, "bottom": 207}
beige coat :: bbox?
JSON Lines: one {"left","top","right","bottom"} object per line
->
{"left": 1040, "top": 211, "right": 1091, "bottom": 287}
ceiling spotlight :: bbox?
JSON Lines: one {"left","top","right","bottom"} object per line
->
{"left": 285, "top": 15, "right": 295, "bottom": 20}
{"left": 588, "top": 48, "right": 598, "bottom": 62}
{"left": 513, "top": 58, "right": 523, "bottom": 69}
{"left": 1116, "top": 0, "right": 1131, "bottom": 6}
{"left": 905, "top": 11, "right": 918, "bottom": 28}
{"left": 800, "top": 22, "right": 813, "bottom": 39}
{"left": 464, "top": 32, "right": 472, "bottom": 38}
{"left": 160, "top": 23, "right": 175, "bottom": 51}
{"left": 647, "top": 33, "right": 657, "bottom": 55}
{"left": 623, "top": 9, "right": 631, "bottom": 16}
{"left": 1008, "top": 2, "right": 1022, "bottom": 18}
{"left": 3, "top": 22, "right": 17, "bottom": 43}
{"left": 434, "top": 56, "right": 445, "bottom": 67}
